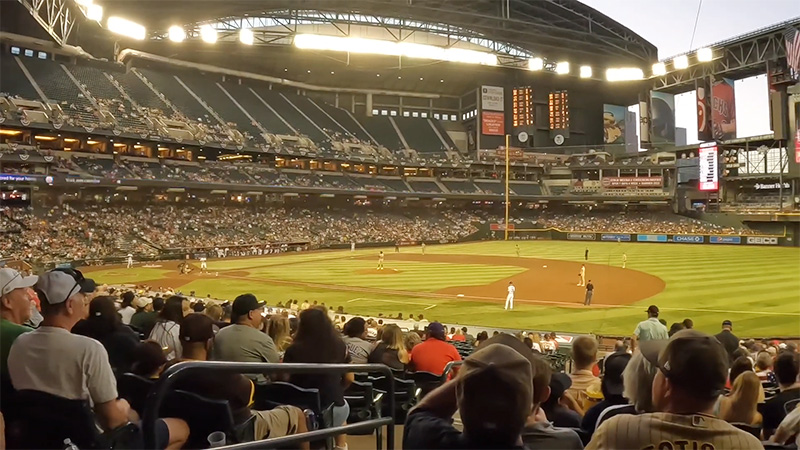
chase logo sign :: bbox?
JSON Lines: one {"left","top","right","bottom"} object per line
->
{"left": 746, "top": 236, "right": 778, "bottom": 245}
{"left": 673, "top": 235, "right": 704, "bottom": 243}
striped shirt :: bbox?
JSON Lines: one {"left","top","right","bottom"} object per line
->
{"left": 586, "top": 412, "right": 764, "bottom": 450}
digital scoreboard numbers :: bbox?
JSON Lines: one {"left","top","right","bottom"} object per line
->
{"left": 549, "top": 90, "right": 569, "bottom": 130}
{"left": 512, "top": 86, "right": 534, "bottom": 127}
{"left": 698, "top": 145, "right": 719, "bottom": 191}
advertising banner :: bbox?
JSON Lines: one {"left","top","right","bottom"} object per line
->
{"left": 698, "top": 145, "right": 719, "bottom": 191}
{"left": 746, "top": 236, "right": 779, "bottom": 245}
{"left": 601, "top": 176, "right": 663, "bottom": 188}
{"left": 651, "top": 92, "right": 676, "bottom": 143}
{"left": 603, "top": 104, "right": 627, "bottom": 144}
{"left": 567, "top": 233, "right": 596, "bottom": 241}
{"left": 710, "top": 236, "right": 741, "bottom": 244}
{"left": 637, "top": 234, "right": 668, "bottom": 242}
{"left": 601, "top": 234, "right": 632, "bottom": 242}
{"left": 490, "top": 223, "right": 515, "bottom": 231}
{"left": 481, "top": 86, "right": 505, "bottom": 112}
{"left": 711, "top": 78, "right": 737, "bottom": 140}
{"left": 673, "top": 235, "right": 705, "bottom": 243}
{"left": 481, "top": 111, "right": 505, "bottom": 136}
{"left": 696, "top": 79, "right": 713, "bottom": 141}
{"left": 785, "top": 27, "right": 799, "bottom": 81}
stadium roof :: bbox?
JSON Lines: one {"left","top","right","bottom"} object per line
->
{"left": 102, "top": 0, "right": 658, "bottom": 67}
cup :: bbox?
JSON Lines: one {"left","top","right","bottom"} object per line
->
{"left": 207, "top": 431, "right": 226, "bottom": 448}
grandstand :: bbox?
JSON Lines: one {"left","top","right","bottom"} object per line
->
{"left": 1, "top": 1, "right": 799, "bottom": 449}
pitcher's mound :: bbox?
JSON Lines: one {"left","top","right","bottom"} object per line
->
{"left": 356, "top": 268, "right": 402, "bottom": 275}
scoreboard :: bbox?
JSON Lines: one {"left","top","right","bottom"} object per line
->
{"left": 698, "top": 145, "right": 719, "bottom": 191}
{"left": 512, "top": 86, "right": 534, "bottom": 127}
{"left": 548, "top": 90, "right": 569, "bottom": 130}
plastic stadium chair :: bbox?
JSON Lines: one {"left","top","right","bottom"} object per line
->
{"left": 731, "top": 423, "right": 762, "bottom": 439}
{"left": 252, "top": 381, "right": 334, "bottom": 430}
{"left": 409, "top": 371, "right": 443, "bottom": 400}
{"left": 117, "top": 373, "right": 155, "bottom": 417}
{"left": 6, "top": 390, "right": 140, "bottom": 449}
{"left": 344, "top": 381, "right": 384, "bottom": 448}
{"left": 159, "top": 389, "right": 247, "bottom": 449}
{"left": 369, "top": 376, "right": 418, "bottom": 422}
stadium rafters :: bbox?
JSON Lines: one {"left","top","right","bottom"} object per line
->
{"left": 101, "top": 0, "right": 658, "bottom": 69}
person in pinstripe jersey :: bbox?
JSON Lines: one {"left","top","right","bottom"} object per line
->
{"left": 586, "top": 329, "right": 764, "bottom": 450}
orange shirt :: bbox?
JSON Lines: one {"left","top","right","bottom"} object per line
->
{"left": 410, "top": 338, "right": 462, "bottom": 377}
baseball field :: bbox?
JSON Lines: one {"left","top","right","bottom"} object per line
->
{"left": 83, "top": 241, "right": 800, "bottom": 337}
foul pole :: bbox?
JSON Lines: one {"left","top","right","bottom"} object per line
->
{"left": 504, "top": 134, "right": 510, "bottom": 240}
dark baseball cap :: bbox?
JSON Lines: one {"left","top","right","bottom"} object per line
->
{"left": 642, "top": 329, "right": 728, "bottom": 399}
{"left": 427, "top": 321, "right": 446, "bottom": 340}
{"left": 549, "top": 372, "right": 572, "bottom": 400}
{"left": 180, "top": 313, "right": 215, "bottom": 343}
{"left": 231, "top": 293, "right": 265, "bottom": 320}
{"left": 482, "top": 333, "right": 552, "bottom": 404}
{"left": 601, "top": 352, "right": 631, "bottom": 396}
{"left": 646, "top": 305, "right": 659, "bottom": 315}
{"left": 722, "top": 320, "right": 732, "bottom": 327}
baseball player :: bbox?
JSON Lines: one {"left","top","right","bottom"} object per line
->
{"left": 622, "top": 252, "right": 627, "bottom": 269}
{"left": 377, "top": 251, "right": 384, "bottom": 270}
{"left": 505, "top": 281, "right": 515, "bottom": 310}
{"left": 515, "top": 244, "right": 520, "bottom": 257}
{"left": 421, "top": 242, "right": 426, "bottom": 255}
{"left": 126, "top": 253, "right": 133, "bottom": 269}
{"left": 584, "top": 280, "right": 594, "bottom": 306}
{"left": 577, "top": 264, "right": 586, "bottom": 286}
{"left": 584, "top": 248, "right": 589, "bottom": 261}
{"left": 199, "top": 255, "right": 208, "bottom": 272}
{"left": 351, "top": 242, "right": 355, "bottom": 252}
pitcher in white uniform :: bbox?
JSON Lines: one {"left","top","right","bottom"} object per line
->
{"left": 505, "top": 281, "right": 515, "bottom": 310}
{"left": 577, "top": 264, "right": 586, "bottom": 286}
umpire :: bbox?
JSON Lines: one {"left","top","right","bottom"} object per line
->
{"left": 584, "top": 280, "right": 594, "bottom": 306}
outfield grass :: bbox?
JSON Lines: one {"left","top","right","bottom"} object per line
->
{"left": 86, "top": 241, "right": 800, "bottom": 338}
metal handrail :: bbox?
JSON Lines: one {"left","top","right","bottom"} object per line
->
{"left": 142, "top": 361, "right": 395, "bottom": 449}
{"left": 439, "top": 360, "right": 464, "bottom": 383}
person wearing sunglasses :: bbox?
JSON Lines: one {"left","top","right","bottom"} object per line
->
{"left": 586, "top": 329, "right": 764, "bottom": 450}
{"left": 1, "top": 268, "right": 38, "bottom": 378}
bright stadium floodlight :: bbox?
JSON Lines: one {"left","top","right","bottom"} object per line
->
{"left": 86, "top": 4, "right": 102, "bottom": 21}
{"left": 673, "top": 55, "right": 689, "bottom": 69}
{"left": 555, "top": 61, "right": 570, "bottom": 75}
{"left": 580, "top": 65, "right": 592, "bottom": 78}
{"left": 240, "top": 28, "right": 254, "bottom": 45}
{"left": 652, "top": 62, "right": 667, "bottom": 76}
{"left": 696, "top": 47, "right": 713, "bottom": 62}
{"left": 200, "top": 25, "right": 217, "bottom": 44}
{"left": 293, "top": 33, "right": 497, "bottom": 66}
{"left": 75, "top": 0, "right": 93, "bottom": 6}
{"left": 605, "top": 67, "right": 645, "bottom": 82}
{"left": 528, "top": 57, "right": 544, "bottom": 71}
{"left": 106, "top": 17, "right": 146, "bottom": 40}
{"left": 168, "top": 26, "right": 185, "bottom": 43}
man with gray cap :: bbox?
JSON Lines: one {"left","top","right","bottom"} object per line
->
{"left": 404, "top": 343, "right": 533, "bottom": 449}
{"left": 586, "top": 329, "right": 763, "bottom": 449}
{"left": 0, "top": 267, "right": 37, "bottom": 376}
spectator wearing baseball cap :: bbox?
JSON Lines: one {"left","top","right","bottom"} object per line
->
{"left": 714, "top": 319, "right": 740, "bottom": 359}
{"left": 166, "top": 314, "right": 308, "bottom": 445}
{"left": 404, "top": 344, "right": 533, "bottom": 449}
{"left": 586, "top": 329, "right": 763, "bottom": 450}
{"left": 212, "top": 294, "right": 279, "bottom": 380}
{"left": 542, "top": 372, "right": 583, "bottom": 428}
{"left": 409, "top": 321, "right": 462, "bottom": 378}
{"left": 0, "top": 268, "right": 37, "bottom": 377}
{"left": 581, "top": 351, "right": 631, "bottom": 435}
{"left": 130, "top": 296, "right": 161, "bottom": 337}
{"left": 72, "top": 296, "right": 140, "bottom": 373}
{"left": 631, "top": 305, "right": 668, "bottom": 352}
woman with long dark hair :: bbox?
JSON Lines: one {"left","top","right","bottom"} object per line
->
{"left": 283, "top": 308, "right": 352, "bottom": 449}
{"left": 72, "top": 296, "right": 140, "bottom": 372}
{"left": 148, "top": 296, "right": 186, "bottom": 359}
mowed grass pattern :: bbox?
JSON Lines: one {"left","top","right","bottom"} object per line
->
{"left": 86, "top": 241, "right": 800, "bottom": 337}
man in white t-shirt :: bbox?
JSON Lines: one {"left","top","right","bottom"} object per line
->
{"left": 505, "top": 281, "right": 515, "bottom": 310}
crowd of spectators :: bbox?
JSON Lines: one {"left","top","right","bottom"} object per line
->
{"left": 3, "top": 268, "right": 799, "bottom": 449}
{"left": 530, "top": 210, "right": 760, "bottom": 235}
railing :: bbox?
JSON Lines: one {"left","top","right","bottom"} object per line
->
{"left": 440, "top": 360, "right": 463, "bottom": 383}
{"left": 142, "top": 361, "right": 396, "bottom": 450}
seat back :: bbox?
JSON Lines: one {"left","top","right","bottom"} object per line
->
{"left": 117, "top": 373, "right": 155, "bottom": 416}
{"left": 409, "top": 371, "right": 442, "bottom": 399}
{"left": 160, "top": 389, "right": 236, "bottom": 449}
{"left": 344, "top": 381, "right": 379, "bottom": 422}
{"left": 785, "top": 398, "right": 800, "bottom": 415}
{"left": 731, "top": 422, "right": 762, "bottom": 439}
{"left": 253, "top": 381, "right": 324, "bottom": 414}
{"left": 9, "top": 390, "right": 103, "bottom": 449}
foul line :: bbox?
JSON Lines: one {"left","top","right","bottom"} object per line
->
{"left": 211, "top": 272, "right": 800, "bottom": 317}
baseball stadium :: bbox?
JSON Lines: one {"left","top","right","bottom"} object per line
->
{"left": 1, "top": 0, "right": 800, "bottom": 448}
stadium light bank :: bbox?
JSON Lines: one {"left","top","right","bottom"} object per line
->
{"left": 293, "top": 34, "right": 497, "bottom": 66}
{"left": 107, "top": 17, "right": 146, "bottom": 40}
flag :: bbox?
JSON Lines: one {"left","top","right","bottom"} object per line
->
{"left": 786, "top": 27, "right": 800, "bottom": 81}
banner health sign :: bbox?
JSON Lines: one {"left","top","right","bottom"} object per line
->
{"left": 567, "top": 233, "right": 596, "bottom": 241}
{"left": 601, "top": 234, "right": 632, "bottom": 242}
{"left": 673, "top": 235, "right": 705, "bottom": 243}
{"left": 637, "top": 234, "right": 668, "bottom": 242}
{"left": 710, "top": 236, "right": 741, "bottom": 244}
